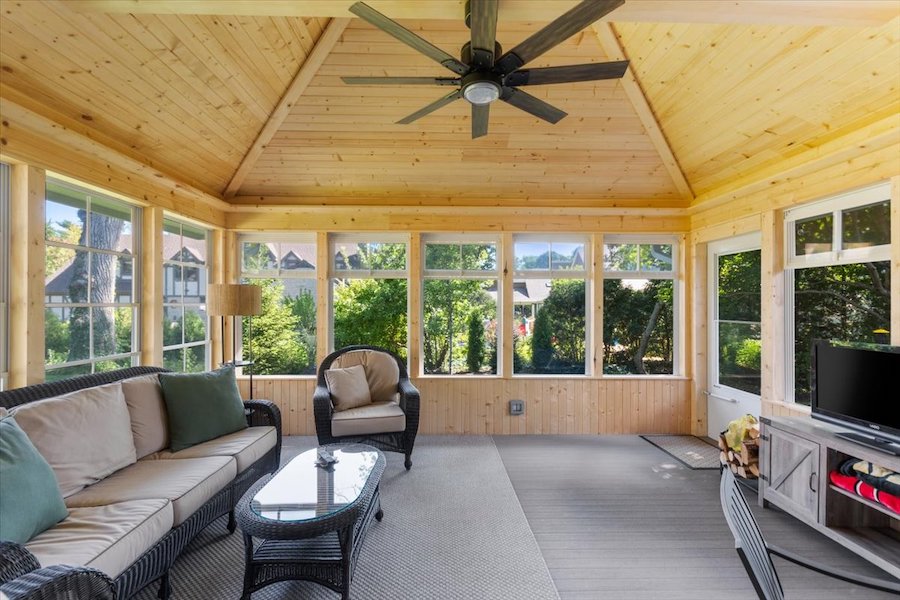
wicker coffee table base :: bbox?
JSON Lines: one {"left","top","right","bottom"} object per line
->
{"left": 240, "top": 487, "right": 383, "bottom": 600}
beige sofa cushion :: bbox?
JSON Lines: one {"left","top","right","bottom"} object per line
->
{"left": 26, "top": 499, "right": 172, "bottom": 579}
{"left": 325, "top": 365, "right": 372, "bottom": 412}
{"left": 121, "top": 373, "right": 169, "bottom": 459}
{"left": 65, "top": 456, "right": 236, "bottom": 526}
{"left": 331, "top": 350, "right": 400, "bottom": 403}
{"left": 144, "top": 426, "right": 276, "bottom": 473}
{"left": 331, "top": 401, "right": 406, "bottom": 437}
{"left": 11, "top": 383, "right": 137, "bottom": 498}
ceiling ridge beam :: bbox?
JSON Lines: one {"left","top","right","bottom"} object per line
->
{"left": 223, "top": 17, "right": 350, "bottom": 199}
{"left": 592, "top": 22, "right": 694, "bottom": 202}
{"left": 70, "top": 1, "right": 899, "bottom": 26}
{"left": 689, "top": 113, "right": 900, "bottom": 216}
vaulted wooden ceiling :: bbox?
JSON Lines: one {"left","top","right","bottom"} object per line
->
{"left": 1, "top": 1, "right": 898, "bottom": 209}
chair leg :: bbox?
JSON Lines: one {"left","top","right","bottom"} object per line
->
{"left": 404, "top": 453, "right": 412, "bottom": 470}
{"left": 227, "top": 509, "right": 237, "bottom": 533}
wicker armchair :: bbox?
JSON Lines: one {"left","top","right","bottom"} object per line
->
{"left": 313, "top": 346, "right": 420, "bottom": 470}
{"left": 0, "top": 542, "right": 114, "bottom": 600}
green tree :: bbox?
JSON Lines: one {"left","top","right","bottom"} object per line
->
{"left": 45, "top": 220, "right": 81, "bottom": 276}
{"left": 244, "top": 279, "right": 309, "bottom": 374}
{"left": 466, "top": 311, "right": 485, "bottom": 374}
{"left": 333, "top": 278, "right": 408, "bottom": 357}
{"left": 528, "top": 279, "right": 585, "bottom": 374}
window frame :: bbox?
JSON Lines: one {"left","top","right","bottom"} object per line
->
{"left": 161, "top": 216, "right": 211, "bottom": 372}
{"left": 783, "top": 182, "right": 892, "bottom": 404}
{"left": 422, "top": 234, "right": 501, "bottom": 376}
{"left": 512, "top": 233, "right": 591, "bottom": 377}
{"left": 43, "top": 177, "right": 142, "bottom": 378}
{"left": 708, "top": 232, "right": 762, "bottom": 403}
{"left": 602, "top": 234, "right": 680, "bottom": 377}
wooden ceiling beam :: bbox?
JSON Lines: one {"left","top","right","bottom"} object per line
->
{"left": 592, "top": 22, "right": 694, "bottom": 202}
{"left": 69, "top": 1, "right": 899, "bottom": 27}
{"left": 223, "top": 17, "right": 350, "bottom": 199}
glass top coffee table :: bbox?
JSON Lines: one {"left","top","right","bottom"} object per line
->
{"left": 236, "top": 444, "right": 386, "bottom": 600}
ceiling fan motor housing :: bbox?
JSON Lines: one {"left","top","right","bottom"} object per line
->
{"left": 461, "top": 71, "right": 502, "bottom": 105}
{"left": 460, "top": 41, "right": 503, "bottom": 67}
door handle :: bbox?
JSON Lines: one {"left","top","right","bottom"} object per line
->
{"left": 809, "top": 472, "right": 817, "bottom": 493}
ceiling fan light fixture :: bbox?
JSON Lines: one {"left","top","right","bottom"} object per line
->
{"left": 463, "top": 81, "right": 500, "bottom": 105}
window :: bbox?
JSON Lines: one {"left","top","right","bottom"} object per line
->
{"left": 162, "top": 218, "right": 209, "bottom": 372}
{"left": 44, "top": 178, "right": 140, "bottom": 381}
{"left": 240, "top": 236, "right": 317, "bottom": 375}
{"left": 423, "top": 237, "right": 499, "bottom": 375}
{"left": 786, "top": 183, "right": 892, "bottom": 405}
{"left": 710, "top": 235, "right": 761, "bottom": 397}
{"left": 603, "top": 237, "right": 677, "bottom": 375}
{"left": 512, "top": 236, "right": 587, "bottom": 375}
{"left": 0, "top": 163, "right": 9, "bottom": 390}
{"left": 331, "top": 235, "right": 408, "bottom": 359}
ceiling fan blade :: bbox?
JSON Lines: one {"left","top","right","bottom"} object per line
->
{"left": 349, "top": 2, "right": 469, "bottom": 75}
{"left": 469, "top": 0, "right": 499, "bottom": 68}
{"left": 342, "top": 76, "right": 461, "bottom": 86}
{"left": 504, "top": 60, "right": 629, "bottom": 86}
{"left": 501, "top": 87, "right": 567, "bottom": 124}
{"left": 495, "top": 0, "right": 625, "bottom": 74}
{"left": 472, "top": 103, "right": 490, "bottom": 138}
{"left": 397, "top": 90, "right": 463, "bottom": 124}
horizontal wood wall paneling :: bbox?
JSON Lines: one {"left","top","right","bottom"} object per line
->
{"left": 239, "top": 377, "right": 692, "bottom": 436}
{"left": 70, "top": 1, "right": 900, "bottom": 27}
{"left": 0, "top": 98, "right": 228, "bottom": 226}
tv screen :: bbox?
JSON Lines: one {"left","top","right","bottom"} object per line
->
{"left": 811, "top": 341, "right": 900, "bottom": 444}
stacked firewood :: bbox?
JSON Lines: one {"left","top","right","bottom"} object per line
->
{"left": 719, "top": 424, "right": 760, "bottom": 479}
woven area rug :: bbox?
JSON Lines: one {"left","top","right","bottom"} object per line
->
{"left": 136, "top": 436, "right": 559, "bottom": 600}
{"left": 639, "top": 435, "right": 721, "bottom": 470}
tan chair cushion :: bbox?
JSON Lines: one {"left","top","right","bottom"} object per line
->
{"left": 11, "top": 383, "right": 137, "bottom": 498}
{"left": 121, "top": 373, "right": 169, "bottom": 459}
{"left": 331, "top": 350, "right": 400, "bottom": 404}
{"left": 65, "top": 456, "right": 236, "bottom": 526}
{"left": 144, "top": 426, "right": 276, "bottom": 473}
{"left": 26, "top": 499, "right": 173, "bottom": 579}
{"left": 331, "top": 401, "right": 406, "bottom": 437}
{"left": 325, "top": 365, "right": 372, "bottom": 412}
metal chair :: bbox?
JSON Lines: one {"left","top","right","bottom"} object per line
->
{"left": 719, "top": 468, "right": 900, "bottom": 599}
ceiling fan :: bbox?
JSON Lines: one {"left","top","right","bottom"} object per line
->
{"left": 342, "top": 0, "right": 629, "bottom": 138}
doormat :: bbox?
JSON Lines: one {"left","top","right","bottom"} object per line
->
{"left": 640, "top": 435, "right": 721, "bottom": 470}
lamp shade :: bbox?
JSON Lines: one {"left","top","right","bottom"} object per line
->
{"left": 207, "top": 284, "right": 262, "bottom": 316}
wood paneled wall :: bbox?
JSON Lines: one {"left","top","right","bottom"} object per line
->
{"left": 238, "top": 376, "right": 691, "bottom": 436}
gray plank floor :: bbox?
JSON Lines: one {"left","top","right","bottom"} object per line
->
{"left": 494, "top": 435, "right": 899, "bottom": 600}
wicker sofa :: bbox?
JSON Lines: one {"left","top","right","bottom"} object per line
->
{"left": 0, "top": 367, "right": 282, "bottom": 600}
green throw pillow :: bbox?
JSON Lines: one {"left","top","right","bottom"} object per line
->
{"left": 159, "top": 367, "right": 248, "bottom": 452}
{"left": 0, "top": 415, "right": 68, "bottom": 543}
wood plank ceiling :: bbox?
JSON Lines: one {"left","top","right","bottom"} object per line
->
{"left": 1, "top": 1, "right": 898, "bottom": 208}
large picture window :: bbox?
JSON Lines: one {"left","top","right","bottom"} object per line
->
{"left": 44, "top": 179, "right": 140, "bottom": 381}
{"left": 786, "top": 184, "right": 892, "bottom": 405}
{"left": 162, "top": 218, "right": 209, "bottom": 372}
{"left": 332, "top": 236, "right": 408, "bottom": 359}
{"left": 423, "top": 238, "right": 498, "bottom": 375}
{"left": 603, "top": 237, "right": 677, "bottom": 375}
{"left": 512, "top": 236, "right": 587, "bottom": 375}
{"left": 240, "top": 236, "right": 317, "bottom": 375}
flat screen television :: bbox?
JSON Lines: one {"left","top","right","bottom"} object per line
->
{"left": 811, "top": 340, "right": 900, "bottom": 456}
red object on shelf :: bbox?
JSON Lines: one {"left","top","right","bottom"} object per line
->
{"left": 830, "top": 471, "right": 900, "bottom": 515}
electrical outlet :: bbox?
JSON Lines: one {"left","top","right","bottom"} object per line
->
{"left": 509, "top": 399, "right": 525, "bottom": 416}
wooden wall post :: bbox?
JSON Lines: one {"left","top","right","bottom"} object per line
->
{"left": 222, "top": 230, "right": 238, "bottom": 366}
{"left": 591, "top": 234, "right": 604, "bottom": 377}
{"left": 689, "top": 237, "right": 708, "bottom": 436}
{"left": 500, "top": 232, "right": 514, "bottom": 379}
{"left": 210, "top": 229, "right": 226, "bottom": 368}
{"left": 140, "top": 206, "right": 164, "bottom": 366}
{"left": 9, "top": 164, "right": 45, "bottom": 387}
{"left": 408, "top": 233, "right": 422, "bottom": 376}
{"left": 760, "top": 209, "right": 786, "bottom": 407}
{"left": 316, "top": 232, "right": 330, "bottom": 365}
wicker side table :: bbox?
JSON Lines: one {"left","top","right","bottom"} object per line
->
{"left": 235, "top": 444, "right": 385, "bottom": 600}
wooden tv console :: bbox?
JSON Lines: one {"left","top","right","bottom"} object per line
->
{"left": 759, "top": 416, "right": 900, "bottom": 577}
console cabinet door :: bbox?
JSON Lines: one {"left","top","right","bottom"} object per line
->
{"left": 764, "top": 428, "right": 820, "bottom": 524}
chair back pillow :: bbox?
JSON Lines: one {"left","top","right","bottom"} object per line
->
{"left": 325, "top": 364, "right": 372, "bottom": 412}
{"left": 159, "top": 366, "right": 248, "bottom": 452}
{"left": 0, "top": 415, "right": 68, "bottom": 543}
{"left": 122, "top": 373, "right": 169, "bottom": 459}
{"left": 332, "top": 350, "right": 400, "bottom": 404}
{"left": 10, "top": 382, "right": 137, "bottom": 498}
